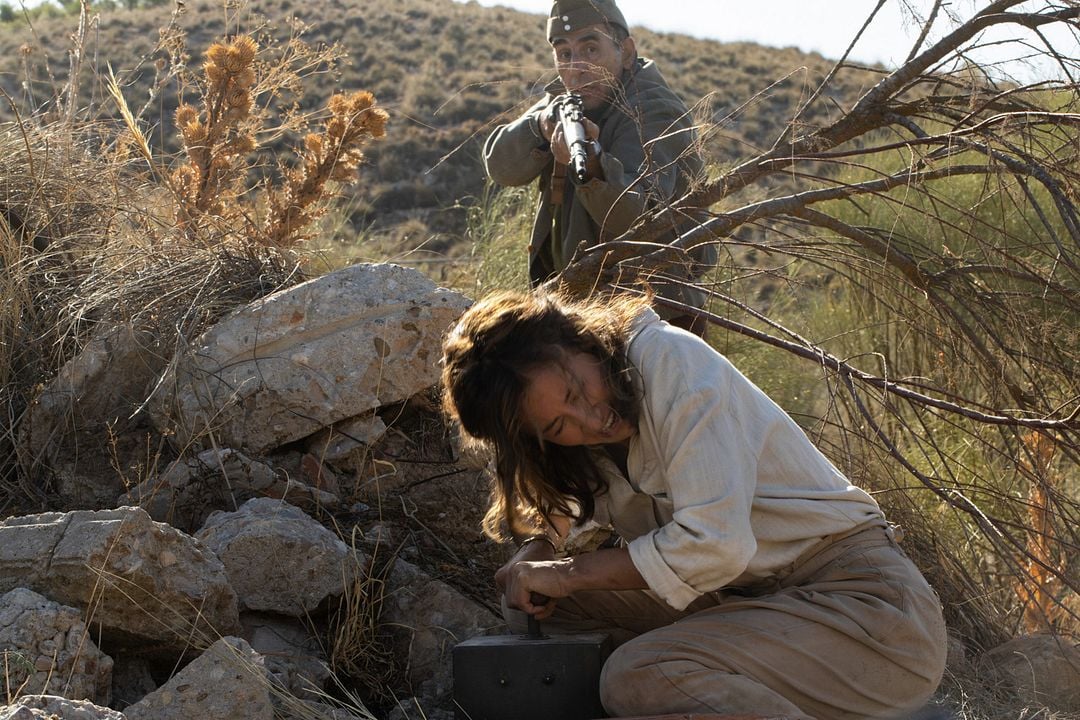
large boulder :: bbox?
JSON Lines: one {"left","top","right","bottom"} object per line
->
{"left": 150, "top": 263, "right": 470, "bottom": 454}
{"left": 0, "top": 696, "right": 124, "bottom": 720}
{"left": 0, "top": 588, "right": 113, "bottom": 706}
{"left": 122, "top": 637, "right": 274, "bottom": 720}
{"left": 978, "top": 634, "right": 1080, "bottom": 711}
{"left": 17, "top": 323, "right": 165, "bottom": 508}
{"left": 196, "top": 498, "right": 359, "bottom": 616}
{"left": 0, "top": 507, "right": 239, "bottom": 650}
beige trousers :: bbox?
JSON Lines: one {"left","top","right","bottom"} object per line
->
{"left": 504, "top": 525, "right": 947, "bottom": 720}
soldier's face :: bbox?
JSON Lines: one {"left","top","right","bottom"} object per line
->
{"left": 550, "top": 25, "right": 635, "bottom": 111}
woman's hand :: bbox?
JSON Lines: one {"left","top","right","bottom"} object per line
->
{"left": 496, "top": 540, "right": 564, "bottom": 619}
{"left": 495, "top": 539, "right": 554, "bottom": 592}
{"left": 500, "top": 558, "right": 571, "bottom": 620}
{"left": 499, "top": 546, "right": 648, "bottom": 619}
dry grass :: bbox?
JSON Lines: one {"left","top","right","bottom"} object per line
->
{"left": 1, "top": 2, "right": 1078, "bottom": 718}
{"left": 327, "top": 527, "right": 403, "bottom": 709}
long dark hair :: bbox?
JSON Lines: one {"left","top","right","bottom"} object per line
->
{"left": 441, "top": 290, "right": 648, "bottom": 541}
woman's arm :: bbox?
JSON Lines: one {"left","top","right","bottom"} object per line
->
{"left": 501, "top": 546, "right": 647, "bottom": 619}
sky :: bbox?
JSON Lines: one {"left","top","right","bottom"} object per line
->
{"left": 455, "top": 0, "right": 1078, "bottom": 82}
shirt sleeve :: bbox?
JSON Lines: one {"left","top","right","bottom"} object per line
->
{"left": 626, "top": 328, "right": 767, "bottom": 610}
{"left": 575, "top": 95, "right": 698, "bottom": 241}
{"left": 483, "top": 98, "right": 554, "bottom": 187}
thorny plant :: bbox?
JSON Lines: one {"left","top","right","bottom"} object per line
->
{"left": 160, "top": 33, "right": 388, "bottom": 246}
{"left": 171, "top": 34, "right": 260, "bottom": 236}
{"left": 261, "top": 90, "right": 388, "bottom": 247}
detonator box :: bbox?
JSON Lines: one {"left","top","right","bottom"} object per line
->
{"left": 452, "top": 629, "right": 613, "bottom": 720}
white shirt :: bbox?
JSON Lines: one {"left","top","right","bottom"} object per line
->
{"left": 591, "top": 309, "right": 884, "bottom": 610}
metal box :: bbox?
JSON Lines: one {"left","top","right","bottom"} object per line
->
{"left": 452, "top": 630, "right": 613, "bottom": 720}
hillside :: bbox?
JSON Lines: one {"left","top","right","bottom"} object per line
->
{"left": 2, "top": 2, "right": 1079, "bottom": 718}
{"left": 0, "top": 0, "right": 881, "bottom": 257}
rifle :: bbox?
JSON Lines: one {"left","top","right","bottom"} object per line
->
{"left": 555, "top": 94, "right": 591, "bottom": 183}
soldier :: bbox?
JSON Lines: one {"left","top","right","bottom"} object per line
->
{"left": 483, "top": 0, "right": 711, "bottom": 333}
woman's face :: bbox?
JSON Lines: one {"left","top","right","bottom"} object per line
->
{"left": 520, "top": 351, "right": 635, "bottom": 447}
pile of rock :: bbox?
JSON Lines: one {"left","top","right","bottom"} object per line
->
{"left": 2, "top": 264, "right": 500, "bottom": 719}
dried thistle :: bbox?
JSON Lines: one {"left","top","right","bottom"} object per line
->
{"left": 170, "top": 35, "right": 261, "bottom": 235}
{"left": 260, "top": 91, "right": 388, "bottom": 248}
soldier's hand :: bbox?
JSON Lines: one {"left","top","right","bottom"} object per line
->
{"left": 551, "top": 116, "right": 601, "bottom": 168}
{"left": 538, "top": 99, "right": 560, "bottom": 143}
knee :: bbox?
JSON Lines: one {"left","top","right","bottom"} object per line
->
{"left": 599, "top": 641, "right": 669, "bottom": 716}
{"left": 600, "top": 640, "right": 811, "bottom": 719}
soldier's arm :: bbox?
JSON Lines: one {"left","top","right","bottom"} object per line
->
{"left": 483, "top": 98, "right": 556, "bottom": 187}
{"left": 575, "top": 98, "right": 700, "bottom": 240}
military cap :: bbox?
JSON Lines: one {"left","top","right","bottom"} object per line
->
{"left": 547, "top": 0, "right": 629, "bottom": 41}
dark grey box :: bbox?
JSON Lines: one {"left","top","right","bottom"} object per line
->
{"left": 452, "top": 631, "right": 613, "bottom": 720}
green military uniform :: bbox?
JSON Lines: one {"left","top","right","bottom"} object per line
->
{"left": 482, "top": 2, "right": 711, "bottom": 313}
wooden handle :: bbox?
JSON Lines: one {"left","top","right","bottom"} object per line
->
{"left": 527, "top": 592, "right": 550, "bottom": 638}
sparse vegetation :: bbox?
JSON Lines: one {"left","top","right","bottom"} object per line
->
{"left": 0, "top": 0, "right": 1077, "bottom": 718}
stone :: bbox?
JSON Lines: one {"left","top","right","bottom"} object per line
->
{"left": 196, "top": 498, "right": 360, "bottom": 616}
{"left": 17, "top": 323, "right": 165, "bottom": 508}
{"left": 108, "top": 656, "right": 157, "bottom": 710}
{"left": 150, "top": 263, "right": 471, "bottom": 454}
{"left": 385, "top": 698, "right": 454, "bottom": 720}
{"left": 241, "top": 612, "right": 330, "bottom": 700}
{"left": 978, "top": 634, "right": 1080, "bottom": 711}
{"left": 944, "top": 632, "right": 968, "bottom": 674}
{"left": 0, "top": 695, "right": 124, "bottom": 719}
{"left": 123, "top": 637, "right": 274, "bottom": 720}
{"left": 305, "top": 412, "right": 388, "bottom": 464}
{"left": 380, "top": 558, "right": 501, "bottom": 707}
{"left": 0, "top": 589, "right": 113, "bottom": 706}
{"left": 279, "top": 700, "right": 374, "bottom": 720}
{"left": 0, "top": 507, "right": 239, "bottom": 649}
{"left": 119, "top": 448, "right": 338, "bottom": 534}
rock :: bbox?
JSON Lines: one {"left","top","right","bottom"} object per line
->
{"left": 945, "top": 631, "right": 969, "bottom": 674}
{"left": 108, "top": 656, "right": 156, "bottom": 710}
{"left": 380, "top": 558, "right": 501, "bottom": 706}
{"left": 150, "top": 263, "right": 471, "bottom": 454}
{"left": 0, "top": 507, "right": 239, "bottom": 650}
{"left": 0, "top": 695, "right": 124, "bottom": 719}
{"left": 241, "top": 612, "right": 330, "bottom": 700}
{"left": 299, "top": 452, "right": 343, "bottom": 498}
{"left": 978, "top": 634, "right": 1080, "bottom": 711}
{"left": 196, "top": 498, "right": 360, "bottom": 616}
{"left": 0, "top": 588, "right": 113, "bottom": 706}
{"left": 385, "top": 697, "right": 454, "bottom": 720}
{"left": 123, "top": 637, "right": 273, "bottom": 720}
{"left": 279, "top": 700, "right": 373, "bottom": 720}
{"left": 305, "top": 412, "right": 388, "bottom": 464}
{"left": 17, "top": 323, "right": 165, "bottom": 508}
{"left": 119, "top": 448, "right": 338, "bottom": 534}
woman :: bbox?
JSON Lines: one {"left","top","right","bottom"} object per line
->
{"left": 440, "top": 290, "right": 947, "bottom": 720}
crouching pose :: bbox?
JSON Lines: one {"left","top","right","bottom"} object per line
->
{"left": 440, "top": 290, "right": 947, "bottom": 719}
